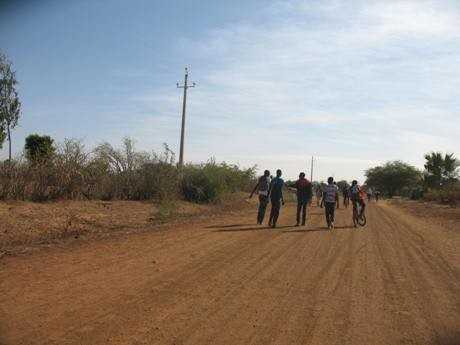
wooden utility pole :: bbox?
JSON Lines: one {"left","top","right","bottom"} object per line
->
{"left": 177, "top": 67, "right": 196, "bottom": 169}
{"left": 310, "top": 156, "right": 314, "bottom": 182}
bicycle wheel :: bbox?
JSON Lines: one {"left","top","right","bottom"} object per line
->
{"left": 357, "top": 214, "right": 367, "bottom": 226}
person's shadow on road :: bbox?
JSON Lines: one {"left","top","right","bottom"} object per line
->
{"left": 211, "top": 224, "right": 296, "bottom": 232}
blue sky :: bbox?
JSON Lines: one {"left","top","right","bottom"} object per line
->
{"left": 1, "top": 0, "right": 459, "bottom": 181}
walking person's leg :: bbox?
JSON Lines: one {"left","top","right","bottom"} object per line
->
{"left": 257, "top": 195, "right": 268, "bottom": 224}
{"left": 325, "top": 202, "right": 335, "bottom": 229}
{"left": 325, "top": 203, "right": 330, "bottom": 228}
{"left": 330, "top": 202, "right": 336, "bottom": 228}
{"left": 257, "top": 195, "right": 263, "bottom": 224}
{"left": 301, "top": 202, "right": 307, "bottom": 225}
{"left": 296, "top": 202, "right": 302, "bottom": 226}
{"left": 352, "top": 199, "right": 358, "bottom": 227}
{"left": 268, "top": 201, "right": 275, "bottom": 226}
{"left": 272, "top": 199, "right": 281, "bottom": 227}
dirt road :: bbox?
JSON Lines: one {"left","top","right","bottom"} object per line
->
{"left": 1, "top": 201, "right": 459, "bottom": 345}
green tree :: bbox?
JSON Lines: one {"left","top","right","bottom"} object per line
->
{"left": 336, "top": 180, "right": 350, "bottom": 192}
{"left": 424, "top": 152, "right": 459, "bottom": 188}
{"left": 25, "top": 134, "right": 55, "bottom": 162}
{"left": 365, "top": 161, "right": 422, "bottom": 197}
{"left": 0, "top": 52, "right": 21, "bottom": 161}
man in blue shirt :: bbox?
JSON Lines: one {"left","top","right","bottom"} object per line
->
{"left": 268, "top": 169, "right": 285, "bottom": 228}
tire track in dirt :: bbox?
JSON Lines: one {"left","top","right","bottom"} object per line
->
{"left": 32, "top": 229, "right": 289, "bottom": 343}
{"left": 1, "top": 212, "right": 267, "bottom": 343}
{"left": 374, "top": 205, "right": 460, "bottom": 344}
{"left": 379, "top": 204, "right": 459, "bottom": 288}
{"left": 107, "top": 207, "right": 320, "bottom": 344}
{"left": 1, "top": 201, "right": 459, "bottom": 345}
{"left": 372, "top": 204, "right": 460, "bottom": 344}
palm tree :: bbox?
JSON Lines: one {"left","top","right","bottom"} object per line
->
{"left": 424, "top": 152, "right": 459, "bottom": 188}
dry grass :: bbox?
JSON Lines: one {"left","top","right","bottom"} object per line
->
{"left": 0, "top": 193, "right": 252, "bottom": 251}
{"left": 388, "top": 198, "right": 460, "bottom": 232}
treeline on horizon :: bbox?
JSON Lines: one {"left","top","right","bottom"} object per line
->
{"left": 284, "top": 152, "right": 459, "bottom": 206}
{"left": 363, "top": 153, "right": 459, "bottom": 205}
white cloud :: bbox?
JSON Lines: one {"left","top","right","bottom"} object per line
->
{"left": 365, "top": 1, "right": 460, "bottom": 38}
{"left": 129, "top": 0, "right": 460, "bottom": 181}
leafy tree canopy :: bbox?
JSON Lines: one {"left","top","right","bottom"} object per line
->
{"left": 0, "top": 52, "right": 21, "bottom": 159}
{"left": 365, "top": 161, "right": 422, "bottom": 197}
{"left": 25, "top": 134, "right": 55, "bottom": 162}
{"left": 336, "top": 180, "right": 350, "bottom": 192}
{"left": 424, "top": 152, "right": 459, "bottom": 188}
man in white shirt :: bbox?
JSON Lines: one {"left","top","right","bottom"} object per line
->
{"left": 321, "top": 177, "right": 340, "bottom": 229}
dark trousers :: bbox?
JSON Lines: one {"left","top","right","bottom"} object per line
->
{"left": 269, "top": 198, "right": 281, "bottom": 226}
{"left": 325, "top": 202, "right": 336, "bottom": 226}
{"left": 257, "top": 195, "right": 269, "bottom": 224}
{"left": 296, "top": 201, "right": 308, "bottom": 225}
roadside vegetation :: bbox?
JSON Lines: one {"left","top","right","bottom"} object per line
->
{"left": 365, "top": 153, "right": 459, "bottom": 205}
{"left": 0, "top": 51, "right": 255, "bottom": 206}
{"left": 0, "top": 136, "right": 255, "bottom": 203}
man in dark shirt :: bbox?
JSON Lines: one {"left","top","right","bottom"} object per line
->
{"left": 249, "top": 170, "right": 271, "bottom": 225}
{"left": 293, "top": 172, "right": 312, "bottom": 226}
{"left": 343, "top": 187, "right": 350, "bottom": 208}
{"left": 268, "top": 169, "right": 284, "bottom": 228}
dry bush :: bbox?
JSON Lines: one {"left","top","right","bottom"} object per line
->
{"left": 0, "top": 138, "right": 253, "bottom": 203}
{"left": 424, "top": 183, "right": 460, "bottom": 206}
{"left": 0, "top": 159, "right": 27, "bottom": 199}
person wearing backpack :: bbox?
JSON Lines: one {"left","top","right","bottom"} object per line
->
{"left": 320, "top": 177, "right": 340, "bottom": 229}
{"left": 249, "top": 170, "right": 271, "bottom": 225}
{"left": 349, "top": 180, "right": 366, "bottom": 227}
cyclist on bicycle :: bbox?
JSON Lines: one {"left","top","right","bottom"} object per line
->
{"left": 349, "top": 180, "right": 366, "bottom": 227}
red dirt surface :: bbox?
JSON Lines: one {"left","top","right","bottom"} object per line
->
{"left": 1, "top": 201, "right": 459, "bottom": 345}
{"left": 0, "top": 196, "right": 248, "bottom": 250}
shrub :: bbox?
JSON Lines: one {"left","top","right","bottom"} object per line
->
{"left": 25, "top": 134, "right": 55, "bottom": 162}
{"left": 424, "top": 183, "right": 460, "bottom": 206}
{"left": 0, "top": 138, "right": 254, "bottom": 203}
{"left": 181, "top": 160, "right": 255, "bottom": 203}
{"left": 0, "top": 159, "right": 27, "bottom": 199}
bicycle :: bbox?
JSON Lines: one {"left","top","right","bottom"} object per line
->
{"left": 352, "top": 201, "right": 366, "bottom": 227}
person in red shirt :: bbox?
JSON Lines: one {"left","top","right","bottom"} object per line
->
{"left": 292, "top": 172, "right": 312, "bottom": 226}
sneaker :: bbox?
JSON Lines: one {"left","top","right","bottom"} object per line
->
{"left": 330, "top": 222, "right": 334, "bottom": 229}
{"left": 295, "top": 223, "right": 300, "bottom": 227}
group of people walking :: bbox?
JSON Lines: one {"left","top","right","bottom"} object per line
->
{"left": 249, "top": 169, "right": 285, "bottom": 227}
{"left": 250, "top": 170, "right": 368, "bottom": 229}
